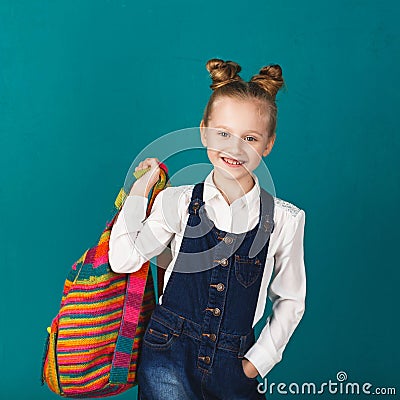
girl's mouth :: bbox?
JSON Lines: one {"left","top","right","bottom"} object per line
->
{"left": 221, "top": 156, "right": 244, "bottom": 167}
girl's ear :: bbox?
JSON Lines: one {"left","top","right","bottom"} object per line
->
{"left": 262, "top": 132, "right": 276, "bottom": 157}
{"left": 200, "top": 119, "right": 207, "bottom": 147}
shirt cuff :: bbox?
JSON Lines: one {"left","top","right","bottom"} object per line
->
{"left": 244, "top": 340, "right": 280, "bottom": 379}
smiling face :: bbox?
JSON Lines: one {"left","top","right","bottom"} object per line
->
{"left": 200, "top": 96, "right": 275, "bottom": 184}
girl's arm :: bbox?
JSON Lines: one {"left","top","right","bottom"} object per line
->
{"left": 244, "top": 209, "right": 306, "bottom": 379}
{"left": 108, "top": 187, "right": 178, "bottom": 273}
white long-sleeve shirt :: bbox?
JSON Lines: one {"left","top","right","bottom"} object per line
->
{"left": 109, "top": 169, "right": 306, "bottom": 379}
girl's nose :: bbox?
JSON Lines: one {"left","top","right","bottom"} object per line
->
{"left": 226, "top": 136, "right": 246, "bottom": 157}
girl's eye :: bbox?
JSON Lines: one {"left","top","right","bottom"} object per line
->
{"left": 217, "top": 131, "right": 257, "bottom": 142}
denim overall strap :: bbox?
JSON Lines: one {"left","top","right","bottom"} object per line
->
{"left": 188, "top": 181, "right": 205, "bottom": 215}
{"left": 172, "top": 182, "right": 227, "bottom": 273}
{"left": 247, "top": 187, "right": 275, "bottom": 258}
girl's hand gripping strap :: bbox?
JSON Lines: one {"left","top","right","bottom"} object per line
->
{"left": 109, "top": 162, "right": 170, "bottom": 384}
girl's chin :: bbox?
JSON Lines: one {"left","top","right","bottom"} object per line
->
{"left": 213, "top": 163, "right": 251, "bottom": 179}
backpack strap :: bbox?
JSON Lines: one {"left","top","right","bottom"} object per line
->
{"left": 110, "top": 163, "right": 170, "bottom": 384}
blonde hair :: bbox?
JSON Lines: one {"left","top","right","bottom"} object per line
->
{"left": 202, "top": 58, "right": 285, "bottom": 138}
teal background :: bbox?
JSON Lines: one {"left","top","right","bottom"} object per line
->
{"left": 1, "top": 1, "right": 399, "bottom": 399}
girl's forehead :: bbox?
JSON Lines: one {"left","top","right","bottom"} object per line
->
{"left": 210, "top": 97, "right": 269, "bottom": 133}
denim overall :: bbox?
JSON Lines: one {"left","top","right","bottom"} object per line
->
{"left": 137, "top": 180, "right": 275, "bottom": 400}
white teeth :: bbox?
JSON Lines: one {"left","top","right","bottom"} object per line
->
{"left": 223, "top": 157, "right": 243, "bottom": 165}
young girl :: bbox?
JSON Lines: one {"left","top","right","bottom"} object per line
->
{"left": 109, "top": 58, "right": 306, "bottom": 400}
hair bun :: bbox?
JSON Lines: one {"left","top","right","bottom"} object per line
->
{"left": 206, "top": 58, "right": 243, "bottom": 90}
{"left": 250, "top": 64, "right": 284, "bottom": 98}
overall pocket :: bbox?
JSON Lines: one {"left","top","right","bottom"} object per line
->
{"left": 234, "top": 254, "right": 262, "bottom": 288}
{"left": 238, "top": 358, "right": 259, "bottom": 381}
{"left": 143, "top": 316, "right": 180, "bottom": 350}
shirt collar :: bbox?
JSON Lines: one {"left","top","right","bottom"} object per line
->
{"left": 203, "top": 169, "right": 261, "bottom": 207}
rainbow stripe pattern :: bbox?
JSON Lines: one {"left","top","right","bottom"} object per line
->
{"left": 41, "top": 163, "right": 170, "bottom": 398}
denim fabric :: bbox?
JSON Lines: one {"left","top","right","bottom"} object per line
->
{"left": 137, "top": 181, "right": 274, "bottom": 400}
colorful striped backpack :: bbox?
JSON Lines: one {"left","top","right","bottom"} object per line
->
{"left": 41, "top": 163, "right": 170, "bottom": 398}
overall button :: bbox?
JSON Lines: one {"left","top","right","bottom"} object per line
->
{"left": 209, "top": 333, "right": 217, "bottom": 342}
{"left": 220, "top": 258, "right": 228, "bottom": 266}
{"left": 223, "top": 236, "right": 234, "bottom": 244}
{"left": 199, "top": 355, "right": 211, "bottom": 364}
{"left": 202, "top": 332, "right": 217, "bottom": 342}
{"left": 205, "top": 307, "right": 221, "bottom": 316}
{"left": 216, "top": 283, "right": 225, "bottom": 292}
{"left": 192, "top": 202, "right": 200, "bottom": 214}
